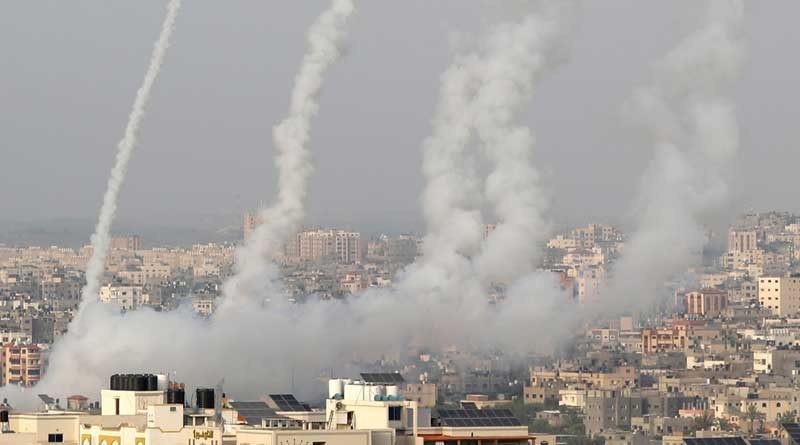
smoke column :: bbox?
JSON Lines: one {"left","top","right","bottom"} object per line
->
{"left": 222, "top": 0, "right": 356, "bottom": 306}
{"left": 470, "top": 5, "right": 570, "bottom": 285}
{"left": 607, "top": 0, "right": 744, "bottom": 313}
{"left": 1, "top": 1, "right": 581, "bottom": 408}
{"left": 79, "top": 0, "right": 182, "bottom": 312}
{"left": 396, "top": 41, "right": 485, "bottom": 303}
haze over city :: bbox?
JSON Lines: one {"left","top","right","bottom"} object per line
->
{"left": 1, "top": 2, "right": 800, "bottom": 445}
{"left": 2, "top": 1, "right": 800, "bottom": 244}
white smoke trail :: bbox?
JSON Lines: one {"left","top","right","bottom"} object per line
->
{"left": 79, "top": 0, "right": 181, "bottom": 313}
{"left": 396, "top": 47, "right": 485, "bottom": 303}
{"left": 607, "top": 0, "right": 744, "bottom": 313}
{"left": 0, "top": 2, "right": 583, "bottom": 409}
{"left": 470, "top": 5, "right": 570, "bottom": 285}
{"left": 401, "top": 4, "right": 572, "bottom": 299}
{"left": 222, "top": 0, "right": 356, "bottom": 306}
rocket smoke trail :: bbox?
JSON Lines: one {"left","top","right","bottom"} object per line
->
{"left": 608, "top": 0, "right": 744, "bottom": 313}
{"left": 0, "top": 2, "right": 582, "bottom": 407}
{"left": 223, "top": 0, "right": 356, "bottom": 305}
{"left": 397, "top": 40, "right": 485, "bottom": 302}
{"left": 471, "top": 5, "right": 570, "bottom": 286}
{"left": 79, "top": 0, "right": 181, "bottom": 313}
{"left": 402, "top": 4, "right": 572, "bottom": 297}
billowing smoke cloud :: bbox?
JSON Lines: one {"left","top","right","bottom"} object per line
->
{"left": 79, "top": 0, "right": 181, "bottom": 313}
{"left": 1, "top": 2, "right": 580, "bottom": 409}
{"left": 222, "top": 0, "right": 356, "bottom": 307}
{"left": 471, "top": 4, "right": 570, "bottom": 285}
{"left": 606, "top": 0, "right": 744, "bottom": 313}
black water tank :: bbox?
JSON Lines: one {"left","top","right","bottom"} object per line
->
{"left": 167, "top": 389, "right": 185, "bottom": 405}
{"left": 126, "top": 374, "right": 136, "bottom": 391}
{"left": 110, "top": 374, "right": 120, "bottom": 390}
{"left": 136, "top": 375, "right": 148, "bottom": 391}
{"left": 147, "top": 374, "right": 158, "bottom": 391}
{"left": 0, "top": 411, "right": 8, "bottom": 422}
{"left": 196, "top": 388, "right": 215, "bottom": 409}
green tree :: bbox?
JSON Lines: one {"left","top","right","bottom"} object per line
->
{"left": 777, "top": 410, "right": 797, "bottom": 425}
{"left": 693, "top": 411, "right": 717, "bottom": 431}
{"left": 745, "top": 404, "right": 765, "bottom": 437}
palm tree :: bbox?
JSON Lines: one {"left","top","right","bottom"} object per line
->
{"left": 745, "top": 404, "right": 766, "bottom": 437}
{"left": 694, "top": 411, "right": 717, "bottom": 431}
{"left": 777, "top": 410, "right": 797, "bottom": 426}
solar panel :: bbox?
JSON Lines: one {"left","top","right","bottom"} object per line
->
{"left": 267, "top": 394, "right": 310, "bottom": 412}
{"left": 361, "top": 373, "right": 405, "bottom": 384}
{"left": 438, "top": 407, "right": 523, "bottom": 428}
{"left": 461, "top": 402, "right": 478, "bottom": 410}
{"left": 785, "top": 424, "right": 800, "bottom": 445}
{"left": 683, "top": 438, "right": 747, "bottom": 445}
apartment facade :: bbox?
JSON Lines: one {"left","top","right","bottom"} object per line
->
{"left": 1, "top": 342, "right": 46, "bottom": 386}
{"left": 683, "top": 289, "right": 728, "bottom": 317}
{"left": 759, "top": 276, "right": 800, "bottom": 316}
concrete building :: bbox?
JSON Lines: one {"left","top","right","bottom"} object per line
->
{"left": 729, "top": 230, "right": 758, "bottom": 253}
{"left": 1, "top": 342, "right": 46, "bottom": 386}
{"left": 287, "top": 229, "right": 363, "bottom": 264}
{"left": 752, "top": 349, "right": 800, "bottom": 375}
{"left": 641, "top": 326, "right": 688, "bottom": 355}
{"left": 110, "top": 235, "right": 142, "bottom": 251}
{"left": 759, "top": 276, "right": 800, "bottom": 316}
{"left": 99, "top": 285, "right": 144, "bottom": 310}
{"left": 683, "top": 289, "right": 728, "bottom": 317}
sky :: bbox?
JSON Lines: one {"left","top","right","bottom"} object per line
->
{"left": 1, "top": 1, "right": 799, "bottom": 244}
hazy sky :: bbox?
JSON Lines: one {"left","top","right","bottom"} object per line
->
{"left": 1, "top": 1, "right": 799, "bottom": 238}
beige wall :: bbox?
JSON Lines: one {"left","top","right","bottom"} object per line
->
{"left": 9, "top": 413, "right": 80, "bottom": 445}
{"left": 235, "top": 429, "right": 391, "bottom": 445}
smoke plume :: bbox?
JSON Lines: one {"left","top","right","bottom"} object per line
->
{"left": 79, "top": 0, "right": 181, "bottom": 312}
{"left": 1, "top": 2, "right": 582, "bottom": 409}
{"left": 221, "top": 0, "right": 356, "bottom": 307}
{"left": 471, "top": 4, "right": 570, "bottom": 285}
{"left": 607, "top": 0, "right": 744, "bottom": 313}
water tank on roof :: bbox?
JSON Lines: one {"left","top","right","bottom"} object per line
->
{"left": 146, "top": 374, "right": 158, "bottom": 391}
{"left": 196, "top": 388, "right": 215, "bottom": 409}
{"left": 329, "top": 379, "right": 345, "bottom": 399}
{"left": 167, "top": 388, "right": 185, "bottom": 405}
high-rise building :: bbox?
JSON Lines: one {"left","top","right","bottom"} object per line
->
{"left": 728, "top": 229, "right": 758, "bottom": 253}
{"left": 243, "top": 210, "right": 261, "bottom": 240}
{"left": 110, "top": 235, "right": 141, "bottom": 251}
{"left": 287, "top": 229, "right": 362, "bottom": 264}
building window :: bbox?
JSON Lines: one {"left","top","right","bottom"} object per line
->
{"left": 388, "top": 406, "right": 402, "bottom": 421}
{"left": 48, "top": 433, "right": 64, "bottom": 443}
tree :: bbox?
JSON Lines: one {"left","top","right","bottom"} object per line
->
{"left": 745, "top": 404, "right": 766, "bottom": 437}
{"left": 693, "top": 411, "right": 717, "bottom": 431}
{"left": 777, "top": 410, "right": 797, "bottom": 426}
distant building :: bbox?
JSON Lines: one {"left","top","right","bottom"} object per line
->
{"left": 759, "top": 276, "right": 800, "bottom": 316}
{"left": 1, "top": 342, "right": 46, "bottom": 386}
{"left": 99, "top": 284, "right": 144, "bottom": 310}
{"left": 244, "top": 210, "right": 261, "bottom": 240}
{"left": 110, "top": 235, "right": 142, "bottom": 251}
{"left": 683, "top": 289, "right": 728, "bottom": 317}
{"left": 287, "top": 229, "right": 362, "bottom": 264}
{"left": 728, "top": 229, "right": 758, "bottom": 253}
{"left": 641, "top": 326, "right": 688, "bottom": 355}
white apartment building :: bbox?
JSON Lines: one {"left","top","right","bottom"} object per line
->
{"left": 99, "top": 285, "right": 144, "bottom": 310}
